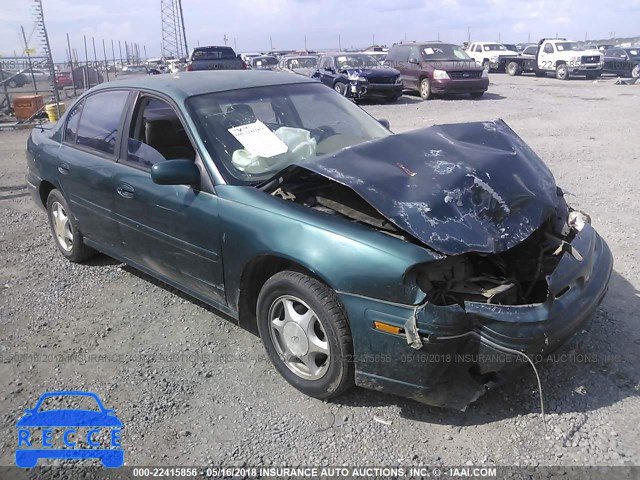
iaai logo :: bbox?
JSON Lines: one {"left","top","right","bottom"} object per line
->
{"left": 15, "top": 391, "right": 123, "bottom": 468}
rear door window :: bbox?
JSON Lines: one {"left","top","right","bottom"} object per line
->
{"left": 75, "top": 90, "right": 130, "bottom": 155}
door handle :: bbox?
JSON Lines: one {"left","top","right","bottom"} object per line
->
{"left": 58, "top": 163, "right": 70, "bottom": 175}
{"left": 116, "top": 183, "right": 134, "bottom": 199}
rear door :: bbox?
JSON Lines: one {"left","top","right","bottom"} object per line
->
{"left": 111, "top": 93, "right": 226, "bottom": 305}
{"left": 388, "top": 46, "right": 412, "bottom": 88}
{"left": 56, "top": 89, "right": 131, "bottom": 250}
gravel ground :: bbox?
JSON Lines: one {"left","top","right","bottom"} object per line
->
{"left": 0, "top": 74, "right": 639, "bottom": 469}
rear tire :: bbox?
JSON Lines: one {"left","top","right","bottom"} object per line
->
{"left": 256, "top": 271, "right": 355, "bottom": 400}
{"left": 507, "top": 61, "right": 522, "bottom": 76}
{"left": 46, "top": 189, "right": 97, "bottom": 263}
{"left": 482, "top": 60, "right": 491, "bottom": 72}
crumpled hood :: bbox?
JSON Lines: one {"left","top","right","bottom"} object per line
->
{"left": 292, "top": 119, "right": 560, "bottom": 255}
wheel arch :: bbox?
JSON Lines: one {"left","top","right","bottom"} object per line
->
{"left": 38, "top": 180, "right": 57, "bottom": 208}
{"left": 237, "top": 254, "right": 340, "bottom": 335}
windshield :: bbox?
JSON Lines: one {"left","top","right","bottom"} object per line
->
{"left": 555, "top": 42, "right": 580, "bottom": 51}
{"left": 252, "top": 57, "right": 278, "bottom": 67}
{"left": 286, "top": 57, "right": 318, "bottom": 69}
{"left": 335, "top": 54, "right": 378, "bottom": 69}
{"left": 483, "top": 44, "right": 506, "bottom": 51}
{"left": 192, "top": 47, "right": 236, "bottom": 60}
{"left": 626, "top": 49, "right": 640, "bottom": 58}
{"left": 503, "top": 44, "right": 517, "bottom": 51}
{"left": 422, "top": 44, "right": 471, "bottom": 60}
{"left": 186, "top": 83, "right": 390, "bottom": 185}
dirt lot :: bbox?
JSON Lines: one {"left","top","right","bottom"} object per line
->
{"left": 0, "top": 74, "right": 639, "bottom": 469}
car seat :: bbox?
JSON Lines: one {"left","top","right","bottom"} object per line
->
{"left": 144, "top": 120, "right": 195, "bottom": 160}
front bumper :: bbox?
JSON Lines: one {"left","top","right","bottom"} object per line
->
{"left": 340, "top": 223, "right": 613, "bottom": 410}
{"left": 431, "top": 78, "right": 489, "bottom": 94}
{"left": 349, "top": 81, "right": 403, "bottom": 99}
{"left": 571, "top": 64, "right": 602, "bottom": 73}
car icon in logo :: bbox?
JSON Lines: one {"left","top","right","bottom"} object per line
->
{"left": 16, "top": 391, "right": 123, "bottom": 468}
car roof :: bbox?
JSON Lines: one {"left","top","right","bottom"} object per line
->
{"left": 90, "top": 70, "right": 316, "bottom": 101}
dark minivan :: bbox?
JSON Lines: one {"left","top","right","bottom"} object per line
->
{"left": 385, "top": 42, "right": 489, "bottom": 100}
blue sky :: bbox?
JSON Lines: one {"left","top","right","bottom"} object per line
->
{"left": 1, "top": 0, "right": 639, "bottom": 61}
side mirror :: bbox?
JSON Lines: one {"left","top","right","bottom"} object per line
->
{"left": 151, "top": 159, "right": 200, "bottom": 186}
{"left": 409, "top": 58, "right": 420, "bottom": 65}
{"left": 378, "top": 118, "right": 390, "bottom": 129}
{"left": 324, "top": 66, "right": 334, "bottom": 72}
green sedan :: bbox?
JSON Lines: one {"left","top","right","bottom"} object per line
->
{"left": 26, "top": 71, "right": 612, "bottom": 410}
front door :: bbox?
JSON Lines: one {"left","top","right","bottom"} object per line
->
{"left": 112, "top": 94, "right": 226, "bottom": 305}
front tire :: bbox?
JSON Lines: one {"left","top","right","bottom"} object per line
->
{"left": 419, "top": 78, "right": 432, "bottom": 100}
{"left": 7, "top": 79, "right": 18, "bottom": 88}
{"left": 256, "top": 271, "right": 354, "bottom": 400}
{"left": 556, "top": 63, "right": 569, "bottom": 80}
{"left": 631, "top": 64, "right": 639, "bottom": 78}
{"left": 333, "top": 82, "right": 346, "bottom": 96}
{"left": 482, "top": 60, "right": 491, "bottom": 72}
{"left": 46, "top": 189, "right": 97, "bottom": 262}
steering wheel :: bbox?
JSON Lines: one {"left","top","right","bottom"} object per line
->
{"left": 310, "top": 125, "right": 336, "bottom": 143}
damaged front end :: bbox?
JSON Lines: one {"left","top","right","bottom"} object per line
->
{"left": 264, "top": 119, "right": 613, "bottom": 410}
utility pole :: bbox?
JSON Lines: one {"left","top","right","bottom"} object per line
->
{"left": 67, "top": 34, "right": 77, "bottom": 96}
{"left": 20, "top": 25, "right": 38, "bottom": 94}
{"left": 467, "top": 26, "right": 470, "bottom": 44}
{"left": 372, "top": 34, "right": 375, "bottom": 46}
{"left": 270, "top": 36, "right": 273, "bottom": 51}
{"left": 111, "top": 40, "right": 117, "bottom": 78}
{"left": 304, "top": 35, "right": 307, "bottom": 51}
{"left": 102, "top": 39, "right": 110, "bottom": 81}
{"left": 498, "top": 32, "right": 501, "bottom": 42}
{"left": 223, "top": 34, "right": 228, "bottom": 46}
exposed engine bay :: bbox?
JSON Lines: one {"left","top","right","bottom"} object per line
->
{"left": 267, "top": 168, "right": 590, "bottom": 307}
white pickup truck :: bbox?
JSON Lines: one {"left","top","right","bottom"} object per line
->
{"left": 536, "top": 39, "right": 603, "bottom": 79}
{"left": 466, "top": 42, "right": 518, "bottom": 71}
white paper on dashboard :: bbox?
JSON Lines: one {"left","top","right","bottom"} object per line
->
{"left": 228, "top": 120, "right": 288, "bottom": 158}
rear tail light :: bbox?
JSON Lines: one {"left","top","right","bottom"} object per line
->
{"left": 241, "top": 61, "right": 247, "bottom": 70}
{"left": 186, "top": 63, "right": 193, "bottom": 71}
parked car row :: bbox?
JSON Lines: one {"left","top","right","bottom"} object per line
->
{"left": 462, "top": 38, "right": 639, "bottom": 79}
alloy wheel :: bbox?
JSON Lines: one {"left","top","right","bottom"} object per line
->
{"left": 51, "top": 201, "right": 73, "bottom": 252}
{"left": 268, "top": 295, "right": 330, "bottom": 380}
